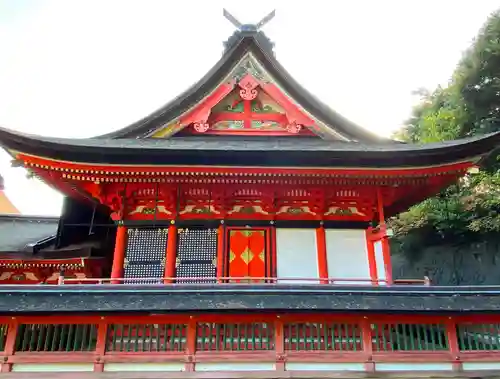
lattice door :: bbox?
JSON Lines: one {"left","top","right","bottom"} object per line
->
{"left": 228, "top": 229, "right": 266, "bottom": 282}
{"left": 124, "top": 228, "right": 168, "bottom": 284}
{"left": 176, "top": 228, "right": 217, "bottom": 284}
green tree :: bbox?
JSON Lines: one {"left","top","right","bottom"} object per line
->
{"left": 391, "top": 9, "right": 500, "bottom": 249}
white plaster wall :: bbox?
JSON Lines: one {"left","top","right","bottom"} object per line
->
{"left": 286, "top": 362, "right": 365, "bottom": 371}
{"left": 376, "top": 362, "right": 453, "bottom": 371}
{"left": 463, "top": 362, "right": 500, "bottom": 370}
{"left": 104, "top": 363, "right": 184, "bottom": 372}
{"left": 325, "top": 229, "right": 370, "bottom": 284}
{"left": 374, "top": 240, "right": 386, "bottom": 285}
{"left": 12, "top": 363, "right": 94, "bottom": 372}
{"left": 195, "top": 362, "right": 275, "bottom": 371}
{"left": 276, "top": 228, "right": 319, "bottom": 284}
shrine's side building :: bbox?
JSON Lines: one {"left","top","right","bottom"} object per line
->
{"left": 0, "top": 23, "right": 500, "bottom": 378}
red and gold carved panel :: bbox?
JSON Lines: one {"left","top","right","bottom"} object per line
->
{"left": 228, "top": 230, "right": 267, "bottom": 282}
{"left": 0, "top": 258, "right": 105, "bottom": 284}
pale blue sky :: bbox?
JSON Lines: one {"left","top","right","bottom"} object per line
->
{"left": 0, "top": 0, "right": 498, "bottom": 216}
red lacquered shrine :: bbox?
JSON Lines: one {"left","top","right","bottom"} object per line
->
{"left": 0, "top": 11, "right": 500, "bottom": 378}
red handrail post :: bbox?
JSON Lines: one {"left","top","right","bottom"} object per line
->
{"left": 185, "top": 318, "right": 197, "bottom": 372}
{"left": 94, "top": 320, "right": 108, "bottom": 372}
{"left": 1, "top": 318, "right": 18, "bottom": 372}
{"left": 275, "top": 316, "right": 285, "bottom": 371}
{"left": 361, "top": 317, "right": 374, "bottom": 372}
{"left": 446, "top": 318, "right": 462, "bottom": 371}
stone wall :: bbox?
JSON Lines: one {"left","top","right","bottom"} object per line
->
{"left": 391, "top": 236, "right": 500, "bottom": 285}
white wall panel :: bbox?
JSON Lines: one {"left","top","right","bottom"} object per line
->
{"left": 374, "top": 240, "right": 386, "bottom": 285}
{"left": 12, "top": 364, "right": 94, "bottom": 372}
{"left": 463, "top": 362, "right": 500, "bottom": 370}
{"left": 276, "top": 228, "right": 319, "bottom": 283}
{"left": 104, "top": 363, "right": 184, "bottom": 372}
{"left": 196, "top": 362, "right": 275, "bottom": 371}
{"left": 287, "top": 362, "right": 365, "bottom": 371}
{"left": 376, "top": 363, "right": 453, "bottom": 371}
{"left": 325, "top": 229, "right": 370, "bottom": 284}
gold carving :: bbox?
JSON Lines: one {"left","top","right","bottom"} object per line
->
{"left": 324, "top": 206, "right": 366, "bottom": 216}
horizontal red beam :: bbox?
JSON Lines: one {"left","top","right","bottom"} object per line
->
{"left": 211, "top": 112, "right": 286, "bottom": 122}
{"left": 183, "top": 129, "right": 315, "bottom": 137}
{"left": 0, "top": 257, "right": 104, "bottom": 267}
{"left": 7, "top": 313, "right": 480, "bottom": 325}
{"left": 4, "top": 311, "right": 500, "bottom": 325}
{"left": 19, "top": 153, "right": 473, "bottom": 178}
{"left": 9, "top": 352, "right": 95, "bottom": 364}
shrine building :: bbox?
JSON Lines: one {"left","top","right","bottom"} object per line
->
{"left": 0, "top": 10, "right": 499, "bottom": 378}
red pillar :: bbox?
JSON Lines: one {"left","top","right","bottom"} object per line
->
{"left": 365, "top": 229, "right": 378, "bottom": 285}
{"left": 216, "top": 224, "right": 225, "bottom": 282}
{"left": 270, "top": 226, "right": 277, "bottom": 280}
{"left": 110, "top": 225, "right": 127, "bottom": 282}
{"left": 164, "top": 224, "right": 177, "bottom": 284}
{"left": 316, "top": 226, "right": 328, "bottom": 284}
{"left": 376, "top": 188, "right": 393, "bottom": 285}
{"left": 381, "top": 236, "right": 393, "bottom": 284}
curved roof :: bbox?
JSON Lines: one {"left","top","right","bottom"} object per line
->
{"left": 2, "top": 127, "right": 500, "bottom": 168}
{"left": 1, "top": 29, "right": 499, "bottom": 169}
{"left": 96, "top": 30, "right": 391, "bottom": 143}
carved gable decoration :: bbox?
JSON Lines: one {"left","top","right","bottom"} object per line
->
{"left": 150, "top": 58, "right": 321, "bottom": 138}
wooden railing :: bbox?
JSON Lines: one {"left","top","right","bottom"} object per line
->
{"left": 1, "top": 314, "right": 499, "bottom": 373}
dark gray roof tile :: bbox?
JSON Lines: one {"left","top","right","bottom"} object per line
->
{"left": 0, "top": 127, "right": 499, "bottom": 168}
{"left": 0, "top": 215, "right": 58, "bottom": 252}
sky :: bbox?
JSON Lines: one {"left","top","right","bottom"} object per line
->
{"left": 0, "top": 0, "right": 498, "bottom": 216}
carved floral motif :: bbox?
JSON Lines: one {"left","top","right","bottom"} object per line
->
{"left": 238, "top": 74, "right": 259, "bottom": 100}
{"left": 179, "top": 204, "right": 221, "bottom": 215}
{"left": 286, "top": 122, "right": 302, "bottom": 134}
{"left": 128, "top": 205, "right": 172, "bottom": 216}
{"left": 276, "top": 205, "right": 316, "bottom": 216}
{"left": 193, "top": 122, "right": 210, "bottom": 133}
{"left": 228, "top": 204, "right": 270, "bottom": 215}
{"left": 324, "top": 206, "right": 366, "bottom": 217}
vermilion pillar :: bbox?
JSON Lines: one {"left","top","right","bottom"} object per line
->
{"left": 216, "top": 224, "right": 225, "bottom": 282}
{"left": 164, "top": 224, "right": 177, "bottom": 283}
{"left": 365, "top": 229, "right": 378, "bottom": 285}
{"left": 381, "top": 236, "right": 393, "bottom": 284}
{"left": 376, "top": 188, "right": 393, "bottom": 285}
{"left": 316, "top": 226, "right": 328, "bottom": 284}
{"left": 110, "top": 225, "right": 127, "bottom": 281}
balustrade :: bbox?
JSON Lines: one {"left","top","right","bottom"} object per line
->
{"left": 1, "top": 315, "right": 500, "bottom": 373}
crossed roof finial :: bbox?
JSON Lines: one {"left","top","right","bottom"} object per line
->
{"left": 223, "top": 9, "right": 276, "bottom": 32}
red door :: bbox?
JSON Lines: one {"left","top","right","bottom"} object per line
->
{"left": 228, "top": 229, "right": 266, "bottom": 282}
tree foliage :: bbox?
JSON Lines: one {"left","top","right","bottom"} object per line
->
{"left": 390, "top": 9, "right": 500, "bottom": 250}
